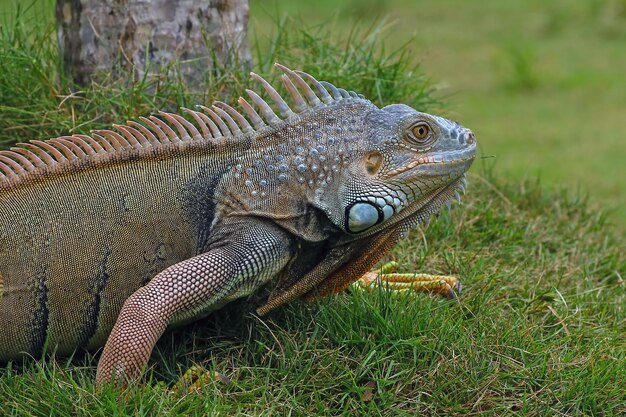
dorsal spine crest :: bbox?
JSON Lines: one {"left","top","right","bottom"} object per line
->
{"left": 0, "top": 64, "right": 370, "bottom": 186}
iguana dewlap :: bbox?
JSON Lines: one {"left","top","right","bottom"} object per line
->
{"left": 0, "top": 64, "right": 476, "bottom": 384}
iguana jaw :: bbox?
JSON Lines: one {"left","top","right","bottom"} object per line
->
{"left": 392, "top": 174, "right": 467, "bottom": 228}
{"left": 336, "top": 173, "right": 468, "bottom": 244}
{"left": 408, "top": 173, "right": 469, "bottom": 227}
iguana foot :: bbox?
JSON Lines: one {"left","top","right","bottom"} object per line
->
{"left": 171, "top": 365, "right": 231, "bottom": 395}
{"left": 354, "top": 262, "right": 462, "bottom": 299}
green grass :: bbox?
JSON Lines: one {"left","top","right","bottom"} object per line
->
{"left": 1, "top": 175, "right": 624, "bottom": 416}
{"left": 0, "top": 2, "right": 625, "bottom": 416}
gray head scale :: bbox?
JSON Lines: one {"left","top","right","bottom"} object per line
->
{"left": 314, "top": 103, "right": 476, "bottom": 235}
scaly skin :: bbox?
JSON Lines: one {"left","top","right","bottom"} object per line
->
{"left": 0, "top": 64, "right": 476, "bottom": 384}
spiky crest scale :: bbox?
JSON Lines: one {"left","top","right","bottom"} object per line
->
{"left": 0, "top": 64, "right": 364, "bottom": 187}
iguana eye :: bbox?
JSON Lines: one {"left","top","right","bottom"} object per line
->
{"left": 410, "top": 123, "right": 430, "bottom": 141}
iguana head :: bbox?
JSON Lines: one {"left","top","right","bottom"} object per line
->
{"left": 312, "top": 102, "right": 476, "bottom": 236}
{"left": 209, "top": 64, "right": 475, "bottom": 241}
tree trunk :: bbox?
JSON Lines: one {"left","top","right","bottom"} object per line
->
{"left": 55, "top": 0, "right": 251, "bottom": 85}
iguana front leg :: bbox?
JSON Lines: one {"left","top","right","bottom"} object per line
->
{"left": 355, "top": 262, "right": 462, "bottom": 299}
{"left": 95, "top": 220, "right": 293, "bottom": 385}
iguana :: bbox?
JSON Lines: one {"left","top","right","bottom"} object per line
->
{"left": 0, "top": 64, "right": 476, "bottom": 384}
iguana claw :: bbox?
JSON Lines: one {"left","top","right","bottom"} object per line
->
{"left": 354, "top": 262, "right": 462, "bottom": 299}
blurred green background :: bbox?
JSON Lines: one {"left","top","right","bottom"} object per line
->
{"left": 251, "top": 0, "right": 626, "bottom": 230}
{"left": 1, "top": 0, "right": 625, "bottom": 228}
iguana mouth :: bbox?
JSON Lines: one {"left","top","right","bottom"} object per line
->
{"left": 384, "top": 149, "right": 475, "bottom": 178}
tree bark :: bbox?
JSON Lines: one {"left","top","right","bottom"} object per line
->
{"left": 56, "top": 0, "right": 251, "bottom": 85}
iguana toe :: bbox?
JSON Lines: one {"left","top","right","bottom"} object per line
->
{"left": 354, "top": 262, "right": 462, "bottom": 299}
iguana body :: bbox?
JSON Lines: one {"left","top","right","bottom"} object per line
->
{"left": 0, "top": 64, "right": 475, "bottom": 383}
